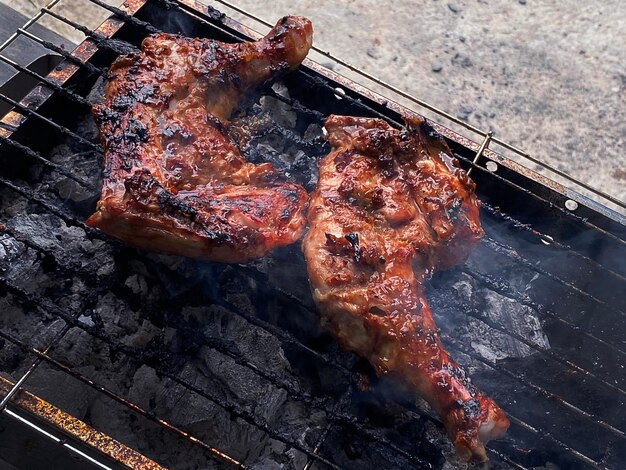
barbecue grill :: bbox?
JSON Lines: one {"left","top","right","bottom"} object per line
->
{"left": 0, "top": 1, "right": 625, "bottom": 469}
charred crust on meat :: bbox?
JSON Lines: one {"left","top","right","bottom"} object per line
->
{"left": 333, "top": 150, "right": 351, "bottom": 172}
{"left": 124, "top": 119, "right": 149, "bottom": 144}
{"left": 304, "top": 114, "right": 504, "bottom": 460}
{"left": 344, "top": 232, "right": 362, "bottom": 263}
{"left": 89, "top": 18, "right": 314, "bottom": 258}
{"left": 368, "top": 306, "right": 387, "bottom": 316}
{"left": 161, "top": 122, "right": 193, "bottom": 143}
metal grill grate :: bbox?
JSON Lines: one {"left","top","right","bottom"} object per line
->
{"left": 0, "top": 1, "right": 625, "bottom": 469}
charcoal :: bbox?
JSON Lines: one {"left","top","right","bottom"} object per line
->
{"left": 0, "top": 21, "right": 616, "bottom": 468}
{"left": 437, "top": 272, "right": 550, "bottom": 362}
{"left": 259, "top": 95, "right": 297, "bottom": 129}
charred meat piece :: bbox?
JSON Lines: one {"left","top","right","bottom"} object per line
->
{"left": 303, "top": 115, "right": 509, "bottom": 461}
{"left": 88, "top": 17, "right": 313, "bottom": 263}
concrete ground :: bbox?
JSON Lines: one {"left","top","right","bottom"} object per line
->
{"left": 3, "top": 0, "right": 626, "bottom": 211}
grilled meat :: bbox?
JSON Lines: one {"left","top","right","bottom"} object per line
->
{"left": 88, "top": 17, "right": 313, "bottom": 263}
{"left": 303, "top": 115, "right": 509, "bottom": 461}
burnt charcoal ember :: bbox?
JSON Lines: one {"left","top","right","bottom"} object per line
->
{"left": 35, "top": 270, "right": 324, "bottom": 468}
{"left": 230, "top": 82, "right": 327, "bottom": 191}
{"left": 0, "top": 339, "right": 32, "bottom": 388}
{"left": 430, "top": 270, "right": 550, "bottom": 362}
{"left": 6, "top": 213, "right": 115, "bottom": 280}
{"left": 0, "top": 234, "right": 39, "bottom": 290}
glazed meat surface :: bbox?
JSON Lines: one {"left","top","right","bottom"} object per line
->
{"left": 88, "top": 17, "right": 312, "bottom": 263}
{"left": 303, "top": 115, "right": 509, "bottom": 461}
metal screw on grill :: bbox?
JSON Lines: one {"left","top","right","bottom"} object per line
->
{"left": 333, "top": 87, "right": 346, "bottom": 100}
{"left": 485, "top": 161, "right": 498, "bottom": 172}
{"left": 565, "top": 199, "right": 579, "bottom": 211}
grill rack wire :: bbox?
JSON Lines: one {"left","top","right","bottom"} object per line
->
{"left": 0, "top": 1, "right": 624, "bottom": 469}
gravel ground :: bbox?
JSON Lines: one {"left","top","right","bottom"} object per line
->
{"left": 3, "top": 0, "right": 626, "bottom": 210}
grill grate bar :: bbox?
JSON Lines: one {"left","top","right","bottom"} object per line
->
{"left": 0, "top": 223, "right": 95, "bottom": 278}
{"left": 0, "top": 277, "right": 345, "bottom": 470}
{"left": 0, "top": 320, "right": 71, "bottom": 413}
{"left": 482, "top": 236, "right": 626, "bottom": 319}
{"left": 442, "top": 333, "right": 625, "bottom": 439}
{"left": 41, "top": 7, "right": 140, "bottom": 56}
{"left": 0, "top": 0, "right": 64, "bottom": 54}
{"left": 0, "top": 175, "right": 103, "bottom": 239}
{"left": 0, "top": 122, "right": 18, "bottom": 133}
{"left": 302, "top": 424, "right": 334, "bottom": 470}
{"left": 86, "top": 0, "right": 161, "bottom": 34}
{"left": 461, "top": 266, "right": 626, "bottom": 356}
{"left": 0, "top": 91, "right": 101, "bottom": 151}
{"left": 467, "top": 131, "right": 493, "bottom": 176}
{"left": 0, "top": 225, "right": 431, "bottom": 468}
{"left": 485, "top": 448, "right": 530, "bottom": 470}
{"left": 505, "top": 414, "right": 603, "bottom": 469}
{"left": 457, "top": 297, "right": 626, "bottom": 397}
{"left": 16, "top": 27, "right": 106, "bottom": 78}
{"left": 0, "top": 169, "right": 618, "bottom": 468}
{"left": 0, "top": 135, "right": 95, "bottom": 190}
{"left": 0, "top": 328, "right": 246, "bottom": 469}
{"left": 480, "top": 200, "right": 626, "bottom": 284}
{"left": 211, "top": 0, "right": 626, "bottom": 212}
{"left": 456, "top": 152, "right": 626, "bottom": 248}
{"left": 0, "top": 54, "right": 92, "bottom": 107}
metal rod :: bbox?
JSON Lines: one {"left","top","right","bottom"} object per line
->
{"left": 485, "top": 447, "right": 530, "bottom": 470}
{"left": 0, "top": 54, "right": 92, "bottom": 107}
{"left": 0, "top": 323, "right": 70, "bottom": 411}
{"left": 0, "top": 223, "right": 99, "bottom": 278}
{"left": 210, "top": 0, "right": 625, "bottom": 211}
{"left": 489, "top": 136, "right": 626, "bottom": 210}
{"left": 0, "top": 0, "right": 63, "bottom": 54}
{"left": 442, "top": 333, "right": 625, "bottom": 439}
{"left": 462, "top": 266, "right": 625, "bottom": 356}
{"left": 0, "top": 135, "right": 95, "bottom": 190}
{"left": 458, "top": 298, "right": 626, "bottom": 397}
{"left": 479, "top": 200, "right": 626, "bottom": 285}
{"left": 467, "top": 131, "right": 493, "bottom": 176}
{"left": 482, "top": 236, "right": 626, "bottom": 319}
{"left": 85, "top": 0, "right": 161, "bottom": 34}
{"left": 40, "top": 7, "right": 139, "bottom": 55}
{"left": 506, "top": 414, "right": 603, "bottom": 469}
{"left": 0, "top": 278, "right": 344, "bottom": 470}
{"left": 0, "top": 91, "right": 101, "bottom": 151}
{"left": 453, "top": 150, "right": 626, "bottom": 248}
{"left": 0, "top": 329, "right": 245, "bottom": 468}
{"left": 0, "top": 175, "right": 102, "bottom": 239}
{"left": 17, "top": 27, "right": 106, "bottom": 77}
